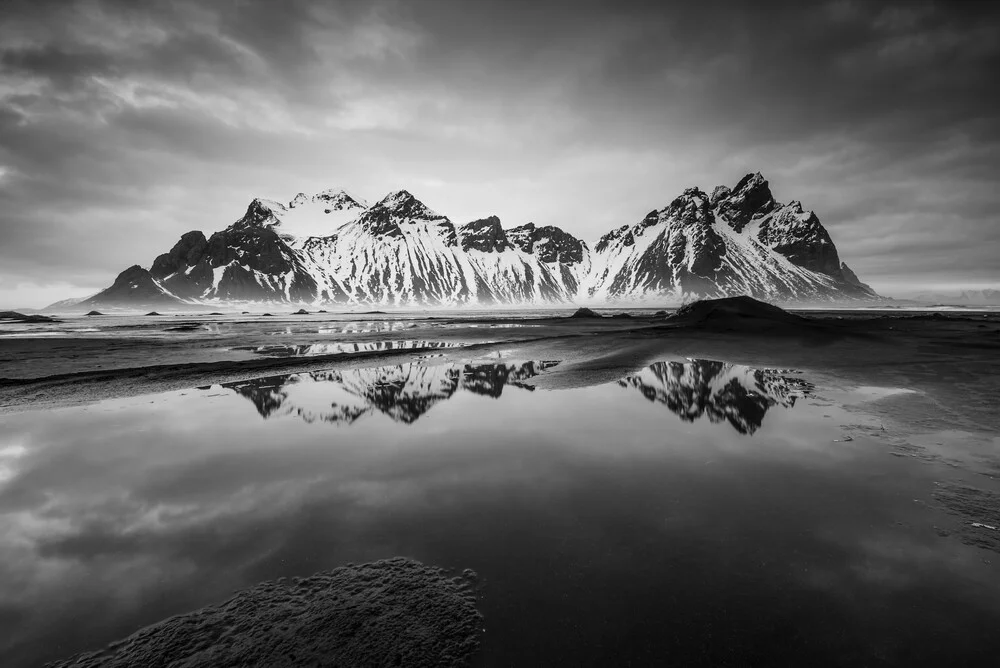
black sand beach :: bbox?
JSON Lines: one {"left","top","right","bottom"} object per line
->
{"left": 2, "top": 302, "right": 1000, "bottom": 667}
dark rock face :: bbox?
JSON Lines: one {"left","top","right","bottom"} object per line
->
{"left": 46, "top": 558, "right": 483, "bottom": 668}
{"left": 507, "top": 223, "right": 587, "bottom": 264}
{"left": 595, "top": 225, "right": 635, "bottom": 254}
{"left": 710, "top": 185, "right": 732, "bottom": 206}
{"left": 569, "top": 307, "right": 603, "bottom": 318}
{"left": 599, "top": 189, "right": 728, "bottom": 297}
{"left": 358, "top": 190, "right": 459, "bottom": 246}
{"left": 459, "top": 216, "right": 512, "bottom": 252}
{"left": 840, "top": 262, "right": 873, "bottom": 291}
{"left": 150, "top": 231, "right": 208, "bottom": 278}
{"left": 718, "top": 172, "right": 776, "bottom": 233}
{"left": 149, "top": 227, "right": 318, "bottom": 302}
{"left": 231, "top": 197, "right": 281, "bottom": 230}
{"left": 756, "top": 202, "right": 841, "bottom": 275}
{"left": 358, "top": 206, "right": 405, "bottom": 238}
{"left": 590, "top": 173, "right": 879, "bottom": 301}
{"left": 82, "top": 266, "right": 184, "bottom": 307}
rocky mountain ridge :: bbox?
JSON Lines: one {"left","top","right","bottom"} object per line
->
{"left": 79, "top": 174, "right": 879, "bottom": 308}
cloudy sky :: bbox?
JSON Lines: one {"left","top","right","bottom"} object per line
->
{"left": 1, "top": 0, "right": 998, "bottom": 307}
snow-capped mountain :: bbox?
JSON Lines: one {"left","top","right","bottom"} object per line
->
{"left": 583, "top": 174, "right": 875, "bottom": 302}
{"left": 619, "top": 359, "right": 814, "bottom": 434}
{"left": 82, "top": 173, "right": 878, "bottom": 308}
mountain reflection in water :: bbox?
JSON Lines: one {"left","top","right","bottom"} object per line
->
{"left": 222, "top": 361, "right": 559, "bottom": 424}
{"left": 222, "top": 358, "right": 812, "bottom": 433}
{"left": 619, "top": 359, "right": 813, "bottom": 434}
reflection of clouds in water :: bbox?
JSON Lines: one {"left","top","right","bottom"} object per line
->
{"left": 0, "top": 406, "right": 569, "bottom": 663}
{"left": 1, "top": 362, "right": 999, "bottom": 665}
{"left": 5, "top": 418, "right": 998, "bottom": 666}
{"left": 0, "top": 443, "right": 27, "bottom": 483}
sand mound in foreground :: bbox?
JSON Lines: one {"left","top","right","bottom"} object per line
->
{"left": 48, "top": 557, "right": 483, "bottom": 668}
{"left": 667, "top": 296, "right": 806, "bottom": 328}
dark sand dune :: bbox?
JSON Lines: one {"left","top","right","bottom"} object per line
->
{"left": 47, "top": 558, "right": 482, "bottom": 668}
{"left": 661, "top": 296, "right": 842, "bottom": 339}
{"left": 0, "top": 310, "right": 58, "bottom": 323}
{"left": 668, "top": 295, "right": 805, "bottom": 325}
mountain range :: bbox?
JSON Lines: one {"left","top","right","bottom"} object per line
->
{"left": 76, "top": 173, "right": 878, "bottom": 308}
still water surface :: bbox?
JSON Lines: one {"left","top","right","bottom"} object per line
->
{"left": 0, "top": 359, "right": 997, "bottom": 666}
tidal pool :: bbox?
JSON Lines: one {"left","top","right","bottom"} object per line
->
{"left": 0, "top": 359, "right": 997, "bottom": 666}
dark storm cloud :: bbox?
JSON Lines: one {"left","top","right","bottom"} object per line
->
{"left": 0, "top": 0, "right": 998, "bottom": 305}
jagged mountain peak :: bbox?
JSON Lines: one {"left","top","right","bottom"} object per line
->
{"left": 508, "top": 222, "right": 588, "bottom": 264}
{"left": 373, "top": 189, "right": 442, "bottom": 218}
{"left": 710, "top": 185, "right": 732, "bottom": 205}
{"left": 681, "top": 186, "right": 709, "bottom": 200}
{"left": 228, "top": 187, "right": 369, "bottom": 242}
{"left": 459, "top": 216, "right": 511, "bottom": 252}
{"left": 354, "top": 189, "right": 456, "bottom": 245}
{"left": 312, "top": 187, "right": 368, "bottom": 208}
{"left": 582, "top": 173, "right": 878, "bottom": 302}
{"left": 664, "top": 187, "right": 714, "bottom": 226}
{"left": 719, "top": 172, "right": 776, "bottom": 231}
{"left": 732, "top": 171, "right": 769, "bottom": 196}
{"left": 235, "top": 197, "right": 285, "bottom": 229}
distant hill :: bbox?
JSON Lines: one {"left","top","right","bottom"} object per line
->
{"left": 910, "top": 289, "right": 1000, "bottom": 306}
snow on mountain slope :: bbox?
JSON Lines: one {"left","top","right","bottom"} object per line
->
{"left": 296, "top": 192, "right": 588, "bottom": 305}
{"left": 583, "top": 173, "right": 878, "bottom": 303}
{"left": 233, "top": 188, "right": 368, "bottom": 241}
{"left": 94, "top": 174, "right": 877, "bottom": 307}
